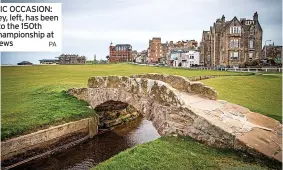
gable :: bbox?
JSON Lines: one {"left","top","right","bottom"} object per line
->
{"left": 229, "top": 17, "right": 241, "bottom": 27}
{"left": 255, "top": 20, "right": 263, "bottom": 32}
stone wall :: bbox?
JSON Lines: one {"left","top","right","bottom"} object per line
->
{"left": 1, "top": 117, "right": 98, "bottom": 161}
{"left": 97, "top": 103, "right": 141, "bottom": 128}
{"left": 130, "top": 73, "right": 218, "bottom": 100}
{"left": 86, "top": 76, "right": 184, "bottom": 106}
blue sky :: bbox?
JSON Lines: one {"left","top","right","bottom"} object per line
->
{"left": 1, "top": 0, "right": 282, "bottom": 64}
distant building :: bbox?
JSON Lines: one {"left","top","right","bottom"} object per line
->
{"left": 57, "top": 54, "right": 86, "bottom": 64}
{"left": 169, "top": 50, "right": 181, "bottom": 67}
{"left": 132, "top": 50, "right": 138, "bottom": 61}
{"left": 135, "top": 50, "right": 148, "bottom": 63}
{"left": 148, "top": 38, "right": 198, "bottom": 64}
{"left": 169, "top": 40, "right": 198, "bottom": 49}
{"left": 200, "top": 12, "right": 263, "bottom": 67}
{"left": 183, "top": 50, "right": 200, "bottom": 67}
{"left": 17, "top": 61, "right": 33, "bottom": 65}
{"left": 148, "top": 37, "right": 162, "bottom": 63}
{"left": 160, "top": 43, "right": 169, "bottom": 64}
{"left": 261, "top": 44, "right": 282, "bottom": 62}
{"left": 169, "top": 50, "right": 200, "bottom": 68}
{"left": 109, "top": 42, "right": 132, "bottom": 62}
{"left": 200, "top": 31, "right": 211, "bottom": 66}
{"left": 39, "top": 59, "right": 59, "bottom": 65}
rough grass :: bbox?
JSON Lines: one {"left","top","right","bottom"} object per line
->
{"left": 1, "top": 86, "right": 94, "bottom": 140}
{"left": 1, "top": 64, "right": 281, "bottom": 140}
{"left": 201, "top": 75, "right": 282, "bottom": 122}
{"left": 94, "top": 136, "right": 270, "bottom": 170}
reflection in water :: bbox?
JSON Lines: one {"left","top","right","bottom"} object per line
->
{"left": 14, "top": 117, "right": 160, "bottom": 170}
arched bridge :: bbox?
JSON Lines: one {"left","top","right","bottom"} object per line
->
{"left": 68, "top": 73, "right": 282, "bottom": 163}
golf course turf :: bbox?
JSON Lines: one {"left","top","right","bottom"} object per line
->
{"left": 2, "top": 64, "right": 281, "bottom": 140}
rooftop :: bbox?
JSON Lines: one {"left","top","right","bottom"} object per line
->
{"left": 39, "top": 59, "right": 58, "bottom": 61}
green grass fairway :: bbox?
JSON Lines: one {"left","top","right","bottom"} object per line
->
{"left": 93, "top": 136, "right": 271, "bottom": 170}
{"left": 201, "top": 75, "right": 282, "bottom": 121}
{"left": 1, "top": 64, "right": 281, "bottom": 140}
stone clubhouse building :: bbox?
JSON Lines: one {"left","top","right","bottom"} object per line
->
{"left": 200, "top": 12, "right": 263, "bottom": 67}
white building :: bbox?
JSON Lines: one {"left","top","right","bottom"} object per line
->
{"left": 170, "top": 50, "right": 200, "bottom": 68}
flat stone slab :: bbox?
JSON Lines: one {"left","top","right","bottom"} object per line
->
{"left": 235, "top": 128, "right": 282, "bottom": 162}
{"left": 178, "top": 89, "right": 282, "bottom": 162}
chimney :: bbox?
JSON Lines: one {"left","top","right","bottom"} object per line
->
{"left": 253, "top": 12, "right": 258, "bottom": 20}
{"left": 221, "top": 15, "right": 225, "bottom": 24}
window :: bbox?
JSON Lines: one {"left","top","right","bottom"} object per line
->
{"left": 230, "top": 40, "right": 233, "bottom": 48}
{"left": 246, "top": 20, "right": 254, "bottom": 25}
{"left": 235, "top": 39, "right": 239, "bottom": 47}
{"left": 249, "top": 39, "right": 254, "bottom": 49}
{"left": 230, "top": 39, "right": 240, "bottom": 48}
{"left": 230, "top": 51, "right": 239, "bottom": 60}
{"left": 230, "top": 26, "right": 241, "bottom": 34}
{"left": 249, "top": 52, "right": 253, "bottom": 60}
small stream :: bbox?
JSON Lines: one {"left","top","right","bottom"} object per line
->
{"left": 13, "top": 117, "right": 160, "bottom": 170}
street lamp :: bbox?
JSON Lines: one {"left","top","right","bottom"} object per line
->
{"left": 265, "top": 40, "right": 272, "bottom": 59}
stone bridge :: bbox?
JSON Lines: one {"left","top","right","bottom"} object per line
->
{"left": 68, "top": 73, "right": 282, "bottom": 163}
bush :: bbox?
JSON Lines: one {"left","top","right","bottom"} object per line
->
{"left": 251, "top": 59, "right": 260, "bottom": 66}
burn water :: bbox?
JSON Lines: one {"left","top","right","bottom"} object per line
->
{"left": 13, "top": 116, "right": 160, "bottom": 170}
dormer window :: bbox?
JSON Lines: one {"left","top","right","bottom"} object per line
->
{"left": 230, "top": 26, "right": 241, "bottom": 34}
{"left": 245, "top": 20, "right": 255, "bottom": 25}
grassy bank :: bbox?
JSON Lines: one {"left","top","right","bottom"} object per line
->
{"left": 1, "top": 64, "right": 281, "bottom": 140}
{"left": 94, "top": 136, "right": 271, "bottom": 170}
{"left": 201, "top": 75, "right": 282, "bottom": 121}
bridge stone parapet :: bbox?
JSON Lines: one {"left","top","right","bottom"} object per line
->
{"left": 130, "top": 73, "right": 218, "bottom": 100}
